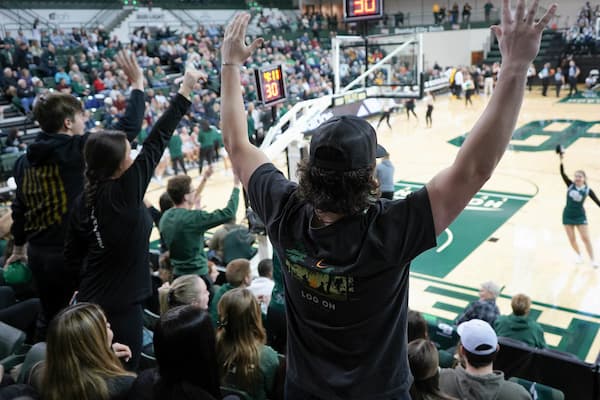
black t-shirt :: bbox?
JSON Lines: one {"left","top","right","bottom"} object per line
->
{"left": 248, "top": 163, "right": 436, "bottom": 400}
{"left": 65, "top": 94, "right": 190, "bottom": 309}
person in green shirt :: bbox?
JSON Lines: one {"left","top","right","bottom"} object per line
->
{"left": 159, "top": 171, "right": 240, "bottom": 285}
{"left": 494, "top": 293, "right": 546, "bottom": 349}
{"left": 210, "top": 258, "right": 252, "bottom": 323}
{"left": 168, "top": 129, "right": 186, "bottom": 174}
{"left": 196, "top": 119, "right": 217, "bottom": 174}
{"left": 216, "top": 287, "right": 280, "bottom": 400}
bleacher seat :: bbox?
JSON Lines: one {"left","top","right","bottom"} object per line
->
{"left": 0, "top": 152, "right": 24, "bottom": 182}
{"left": 0, "top": 321, "right": 27, "bottom": 368}
{"left": 17, "top": 342, "right": 46, "bottom": 384}
{"left": 495, "top": 336, "right": 600, "bottom": 399}
{"left": 509, "top": 377, "right": 565, "bottom": 400}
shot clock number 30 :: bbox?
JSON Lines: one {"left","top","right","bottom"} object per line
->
{"left": 255, "top": 64, "right": 287, "bottom": 106}
{"left": 344, "top": 0, "right": 384, "bottom": 22}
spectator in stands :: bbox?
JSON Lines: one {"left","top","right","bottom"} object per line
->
{"left": 159, "top": 171, "right": 239, "bottom": 282}
{"left": 408, "top": 339, "right": 457, "bottom": 400}
{"left": 158, "top": 274, "right": 210, "bottom": 315}
{"left": 462, "top": 3, "right": 473, "bottom": 24}
{"left": 2, "top": 127, "right": 26, "bottom": 154}
{"left": 129, "top": 305, "right": 221, "bottom": 400}
{"left": 494, "top": 293, "right": 546, "bottom": 348}
{"left": 0, "top": 67, "right": 17, "bottom": 94}
{"left": 54, "top": 67, "right": 70, "bottom": 86}
{"left": 248, "top": 258, "right": 275, "bottom": 311}
{"left": 64, "top": 65, "right": 203, "bottom": 369}
{"left": 219, "top": 6, "right": 558, "bottom": 396}
{"left": 41, "top": 303, "right": 135, "bottom": 400}
{"left": 210, "top": 259, "right": 252, "bottom": 322}
{"left": 39, "top": 43, "right": 56, "bottom": 77}
{"left": 408, "top": 310, "right": 455, "bottom": 368}
{"left": 484, "top": 1, "right": 494, "bottom": 23}
{"left": 456, "top": 282, "right": 501, "bottom": 326}
{"left": 7, "top": 51, "right": 145, "bottom": 341}
{"left": 208, "top": 217, "right": 245, "bottom": 263}
{"left": 439, "top": 319, "right": 530, "bottom": 399}
{"left": 216, "top": 288, "right": 280, "bottom": 399}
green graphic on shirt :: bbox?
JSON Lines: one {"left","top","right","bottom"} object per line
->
{"left": 394, "top": 181, "right": 533, "bottom": 278}
{"left": 448, "top": 119, "right": 600, "bottom": 152}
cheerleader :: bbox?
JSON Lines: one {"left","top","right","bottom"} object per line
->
{"left": 559, "top": 152, "right": 600, "bottom": 267}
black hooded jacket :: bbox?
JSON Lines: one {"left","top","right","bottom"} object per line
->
{"left": 11, "top": 89, "right": 144, "bottom": 247}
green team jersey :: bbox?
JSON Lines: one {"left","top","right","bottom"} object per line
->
{"left": 197, "top": 127, "right": 215, "bottom": 149}
{"left": 168, "top": 134, "right": 183, "bottom": 159}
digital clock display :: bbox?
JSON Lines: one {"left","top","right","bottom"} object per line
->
{"left": 344, "top": 0, "right": 384, "bottom": 22}
{"left": 255, "top": 65, "right": 286, "bottom": 106}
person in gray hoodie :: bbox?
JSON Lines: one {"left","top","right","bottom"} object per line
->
{"left": 439, "top": 319, "right": 530, "bottom": 400}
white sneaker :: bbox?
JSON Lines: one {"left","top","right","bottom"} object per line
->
{"left": 575, "top": 254, "right": 584, "bottom": 264}
{"left": 592, "top": 260, "right": 599, "bottom": 269}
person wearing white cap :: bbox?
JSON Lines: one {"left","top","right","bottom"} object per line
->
{"left": 439, "top": 319, "right": 530, "bottom": 399}
{"left": 455, "top": 281, "right": 501, "bottom": 326}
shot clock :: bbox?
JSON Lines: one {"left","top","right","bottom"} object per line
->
{"left": 344, "top": 0, "right": 384, "bottom": 22}
{"left": 255, "top": 64, "right": 287, "bottom": 106}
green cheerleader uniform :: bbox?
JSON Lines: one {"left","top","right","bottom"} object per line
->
{"left": 561, "top": 163, "right": 600, "bottom": 225}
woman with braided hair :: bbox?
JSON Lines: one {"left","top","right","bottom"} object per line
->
{"left": 65, "top": 67, "right": 205, "bottom": 369}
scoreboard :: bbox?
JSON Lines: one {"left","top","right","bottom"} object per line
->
{"left": 255, "top": 64, "right": 287, "bottom": 106}
{"left": 344, "top": 0, "right": 384, "bottom": 22}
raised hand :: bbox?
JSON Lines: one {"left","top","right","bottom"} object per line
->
{"left": 115, "top": 50, "right": 144, "bottom": 90}
{"left": 491, "top": 0, "right": 556, "bottom": 69}
{"left": 178, "top": 69, "right": 207, "bottom": 99}
{"left": 221, "top": 13, "right": 263, "bottom": 65}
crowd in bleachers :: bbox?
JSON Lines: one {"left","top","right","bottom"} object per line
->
{"left": 564, "top": 1, "right": 600, "bottom": 54}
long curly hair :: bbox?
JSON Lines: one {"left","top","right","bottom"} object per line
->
{"left": 296, "top": 159, "right": 379, "bottom": 215}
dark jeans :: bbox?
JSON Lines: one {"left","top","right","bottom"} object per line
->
{"left": 104, "top": 303, "right": 143, "bottom": 371}
{"left": 171, "top": 156, "right": 187, "bottom": 175}
{"left": 377, "top": 112, "right": 391, "bottom": 129}
{"left": 28, "top": 244, "right": 77, "bottom": 341}
{"left": 0, "top": 286, "right": 40, "bottom": 342}
{"left": 199, "top": 147, "right": 215, "bottom": 173}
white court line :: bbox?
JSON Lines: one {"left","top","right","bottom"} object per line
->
{"left": 436, "top": 228, "right": 453, "bottom": 253}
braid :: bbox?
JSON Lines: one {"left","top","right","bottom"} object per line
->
{"left": 84, "top": 169, "right": 104, "bottom": 249}
{"left": 84, "top": 169, "right": 98, "bottom": 210}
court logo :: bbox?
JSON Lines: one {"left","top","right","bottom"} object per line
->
{"left": 448, "top": 119, "right": 600, "bottom": 152}
{"left": 396, "top": 182, "right": 532, "bottom": 278}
